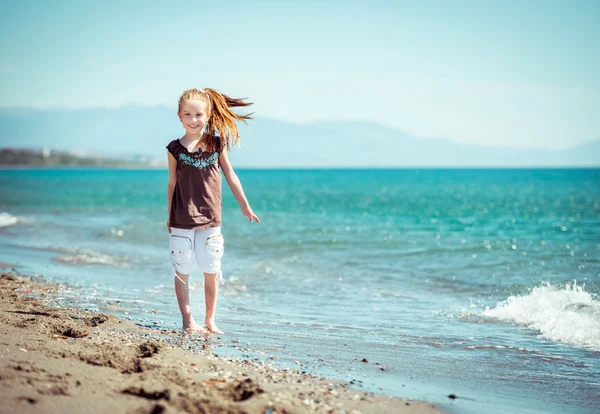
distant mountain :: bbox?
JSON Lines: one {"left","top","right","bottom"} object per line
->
{"left": 0, "top": 106, "right": 598, "bottom": 167}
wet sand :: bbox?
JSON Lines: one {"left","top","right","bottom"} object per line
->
{"left": 0, "top": 273, "right": 444, "bottom": 414}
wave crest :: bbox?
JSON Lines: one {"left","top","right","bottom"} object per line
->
{"left": 484, "top": 281, "right": 600, "bottom": 351}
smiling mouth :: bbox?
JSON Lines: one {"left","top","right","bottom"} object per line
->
{"left": 188, "top": 125, "right": 200, "bottom": 129}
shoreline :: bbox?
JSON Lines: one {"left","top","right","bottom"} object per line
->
{"left": 0, "top": 272, "right": 444, "bottom": 414}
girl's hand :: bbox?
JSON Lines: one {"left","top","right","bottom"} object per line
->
{"left": 242, "top": 207, "right": 260, "bottom": 223}
{"left": 166, "top": 220, "right": 171, "bottom": 233}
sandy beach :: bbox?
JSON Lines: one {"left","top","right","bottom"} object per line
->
{"left": 0, "top": 272, "right": 443, "bottom": 414}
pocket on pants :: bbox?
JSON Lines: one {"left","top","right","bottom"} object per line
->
{"left": 205, "top": 233, "right": 224, "bottom": 268}
{"left": 169, "top": 235, "right": 193, "bottom": 269}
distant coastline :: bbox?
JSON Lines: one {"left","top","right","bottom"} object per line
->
{"left": 1, "top": 147, "right": 599, "bottom": 170}
{"left": 0, "top": 148, "right": 161, "bottom": 168}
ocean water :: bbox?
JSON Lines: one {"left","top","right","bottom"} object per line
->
{"left": 1, "top": 168, "right": 599, "bottom": 414}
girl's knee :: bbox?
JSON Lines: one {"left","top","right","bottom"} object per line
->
{"left": 203, "top": 272, "right": 218, "bottom": 282}
{"left": 175, "top": 270, "right": 189, "bottom": 279}
{"left": 174, "top": 271, "right": 189, "bottom": 285}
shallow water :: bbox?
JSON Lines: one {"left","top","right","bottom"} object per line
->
{"left": 1, "top": 168, "right": 599, "bottom": 414}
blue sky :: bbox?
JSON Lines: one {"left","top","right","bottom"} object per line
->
{"left": 0, "top": 0, "right": 598, "bottom": 149}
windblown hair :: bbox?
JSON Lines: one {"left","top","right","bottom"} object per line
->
{"left": 178, "top": 88, "right": 253, "bottom": 152}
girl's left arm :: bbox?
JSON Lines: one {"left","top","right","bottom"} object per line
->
{"left": 219, "top": 150, "right": 260, "bottom": 223}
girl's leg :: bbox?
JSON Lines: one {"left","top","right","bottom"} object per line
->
{"left": 203, "top": 272, "right": 223, "bottom": 334}
{"left": 174, "top": 271, "right": 207, "bottom": 333}
{"left": 194, "top": 227, "right": 225, "bottom": 334}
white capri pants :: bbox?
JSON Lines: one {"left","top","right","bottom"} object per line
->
{"left": 169, "top": 226, "right": 225, "bottom": 284}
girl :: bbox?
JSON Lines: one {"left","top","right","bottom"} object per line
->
{"left": 166, "top": 88, "right": 259, "bottom": 335}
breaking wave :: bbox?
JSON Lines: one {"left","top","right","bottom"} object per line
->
{"left": 484, "top": 281, "right": 600, "bottom": 351}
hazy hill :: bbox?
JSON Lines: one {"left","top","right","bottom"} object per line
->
{"left": 0, "top": 106, "right": 598, "bottom": 167}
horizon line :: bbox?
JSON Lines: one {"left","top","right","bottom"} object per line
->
{"left": 1, "top": 165, "right": 599, "bottom": 171}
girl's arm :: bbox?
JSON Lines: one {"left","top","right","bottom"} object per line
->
{"left": 219, "top": 150, "right": 260, "bottom": 223}
{"left": 166, "top": 152, "right": 177, "bottom": 233}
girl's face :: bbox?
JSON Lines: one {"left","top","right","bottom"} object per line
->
{"left": 178, "top": 99, "right": 209, "bottom": 136}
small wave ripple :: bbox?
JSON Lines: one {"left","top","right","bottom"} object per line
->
{"left": 53, "top": 252, "right": 129, "bottom": 267}
{"left": 0, "top": 212, "right": 18, "bottom": 228}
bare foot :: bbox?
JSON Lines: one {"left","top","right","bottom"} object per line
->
{"left": 205, "top": 321, "right": 224, "bottom": 334}
{"left": 183, "top": 321, "right": 208, "bottom": 334}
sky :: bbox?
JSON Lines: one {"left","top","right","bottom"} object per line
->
{"left": 0, "top": 0, "right": 598, "bottom": 150}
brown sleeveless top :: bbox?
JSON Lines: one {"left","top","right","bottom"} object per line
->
{"left": 167, "top": 138, "right": 222, "bottom": 229}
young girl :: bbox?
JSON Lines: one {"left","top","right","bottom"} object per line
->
{"left": 166, "top": 88, "right": 259, "bottom": 335}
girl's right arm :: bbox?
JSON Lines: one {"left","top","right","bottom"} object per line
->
{"left": 166, "top": 152, "right": 177, "bottom": 233}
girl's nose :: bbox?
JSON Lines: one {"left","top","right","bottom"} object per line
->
{"left": 192, "top": 117, "right": 198, "bottom": 122}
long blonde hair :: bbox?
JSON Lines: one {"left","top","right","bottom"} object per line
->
{"left": 178, "top": 88, "right": 253, "bottom": 152}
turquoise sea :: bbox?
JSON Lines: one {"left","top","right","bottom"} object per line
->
{"left": 0, "top": 168, "right": 599, "bottom": 414}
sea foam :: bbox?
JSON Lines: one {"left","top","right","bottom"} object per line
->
{"left": 0, "top": 213, "right": 18, "bottom": 228}
{"left": 54, "top": 252, "right": 128, "bottom": 267}
{"left": 484, "top": 281, "right": 600, "bottom": 351}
